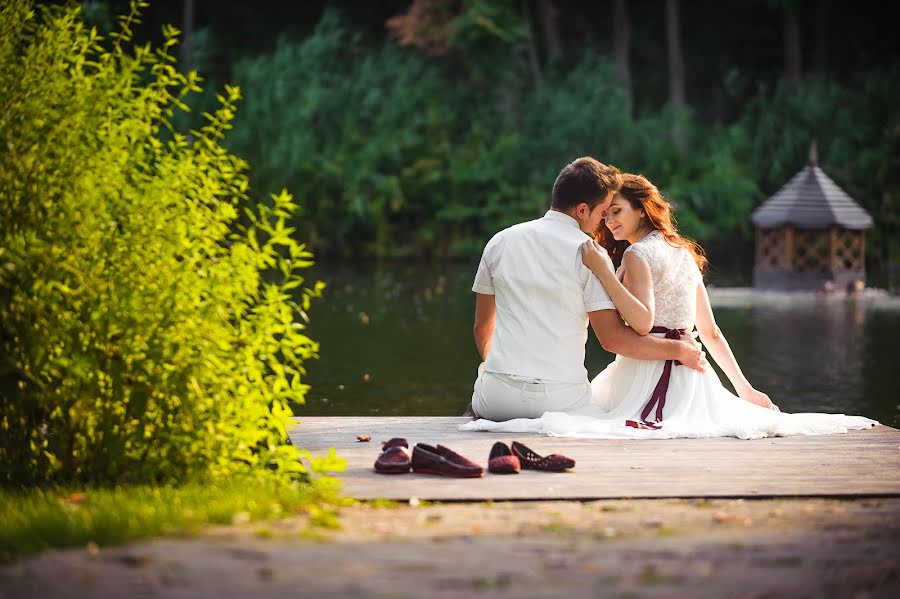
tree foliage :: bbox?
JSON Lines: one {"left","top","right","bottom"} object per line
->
{"left": 0, "top": 1, "right": 340, "bottom": 485}
{"left": 218, "top": 9, "right": 898, "bottom": 269}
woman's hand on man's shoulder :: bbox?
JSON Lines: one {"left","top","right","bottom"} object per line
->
{"left": 581, "top": 240, "right": 612, "bottom": 274}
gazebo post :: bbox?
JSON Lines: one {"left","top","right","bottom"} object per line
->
{"left": 856, "top": 231, "right": 866, "bottom": 271}
{"left": 828, "top": 227, "right": 838, "bottom": 272}
{"left": 784, "top": 227, "right": 794, "bottom": 271}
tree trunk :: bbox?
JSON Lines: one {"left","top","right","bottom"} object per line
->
{"left": 814, "top": 0, "right": 827, "bottom": 77}
{"left": 521, "top": 0, "right": 542, "bottom": 87}
{"left": 784, "top": 2, "right": 802, "bottom": 94}
{"left": 665, "top": 0, "right": 687, "bottom": 149}
{"left": 612, "top": 0, "right": 633, "bottom": 115}
{"left": 536, "top": 0, "right": 563, "bottom": 60}
{"left": 181, "top": 0, "right": 195, "bottom": 71}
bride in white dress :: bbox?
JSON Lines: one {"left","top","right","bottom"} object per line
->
{"left": 461, "top": 174, "right": 878, "bottom": 439}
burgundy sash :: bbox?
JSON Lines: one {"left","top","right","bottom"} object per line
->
{"left": 625, "top": 326, "right": 685, "bottom": 430}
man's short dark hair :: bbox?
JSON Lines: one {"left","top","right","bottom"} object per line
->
{"left": 551, "top": 157, "right": 622, "bottom": 212}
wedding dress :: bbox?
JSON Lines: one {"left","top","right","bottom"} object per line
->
{"left": 460, "top": 230, "right": 878, "bottom": 439}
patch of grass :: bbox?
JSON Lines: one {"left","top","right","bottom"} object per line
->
{"left": 656, "top": 526, "right": 678, "bottom": 537}
{"left": 365, "top": 499, "right": 400, "bottom": 509}
{"left": 540, "top": 522, "right": 572, "bottom": 534}
{"left": 0, "top": 474, "right": 346, "bottom": 561}
{"left": 591, "top": 526, "right": 620, "bottom": 540}
{"left": 638, "top": 564, "right": 667, "bottom": 585}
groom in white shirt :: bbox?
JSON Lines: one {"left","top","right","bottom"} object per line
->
{"left": 470, "top": 157, "right": 705, "bottom": 421}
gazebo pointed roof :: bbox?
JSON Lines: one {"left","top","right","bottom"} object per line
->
{"left": 751, "top": 161, "right": 873, "bottom": 230}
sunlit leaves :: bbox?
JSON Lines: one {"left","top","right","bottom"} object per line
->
{"left": 0, "top": 1, "right": 331, "bottom": 486}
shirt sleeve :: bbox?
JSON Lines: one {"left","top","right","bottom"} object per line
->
{"left": 472, "top": 233, "right": 502, "bottom": 295}
{"left": 583, "top": 252, "right": 616, "bottom": 312}
{"left": 472, "top": 255, "right": 494, "bottom": 294}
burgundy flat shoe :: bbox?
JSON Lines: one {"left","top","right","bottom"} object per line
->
{"left": 511, "top": 441, "right": 575, "bottom": 472}
{"left": 411, "top": 443, "right": 483, "bottom": 478}
{"left": 374, "top": 438, "right": 411, "bottom": 474}
{"left": 487, "top": 442, "right": 520, "bottom": 474}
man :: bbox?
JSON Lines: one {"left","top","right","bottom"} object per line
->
{"left": 470, "top": 157, "right": 705, "bottom": 421}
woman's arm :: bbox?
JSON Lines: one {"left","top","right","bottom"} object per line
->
{"left": 582, "top": 241, "right": 654, "bottom": 335}
{"left": 695, "top": 281, "right": 778, "bottom": 410}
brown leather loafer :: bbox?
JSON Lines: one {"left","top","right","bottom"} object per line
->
{"left": 374, "top": 438, "right": 412, "bottom": 474}
{"left": 411, "top": 443, "right": 483, "bottom": 478}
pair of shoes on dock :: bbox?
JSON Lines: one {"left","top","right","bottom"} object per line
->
{"left": 374, "top": 438, "right": 483, "bottom": 478}
{"left": 373, "top": 438, "right": 575, "bottom": 477}
{"left": 487, "top": 441, "right": 575, "bottom": 474}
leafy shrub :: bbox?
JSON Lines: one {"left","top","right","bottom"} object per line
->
{"left": 0, "top": 1, "right": 339, "bottom": 485}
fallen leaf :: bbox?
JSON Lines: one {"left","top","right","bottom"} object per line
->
{"left": 60, "top": 493, "right": 88, "bottom": 507}
{"left": 713, "top": 512, "right": 752, "bottom": 526}
{"left": 356, "top": 435, "right": 372, "bottom": 442}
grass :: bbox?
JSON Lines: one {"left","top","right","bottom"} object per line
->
{"left": 0, "top": 473, "right": 348, "bottom": 561}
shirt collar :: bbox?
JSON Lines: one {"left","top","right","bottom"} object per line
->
{"left": 544, "top": 209, "right": 584, "bottom": 232}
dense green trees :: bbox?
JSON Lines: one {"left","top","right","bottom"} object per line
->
{"left": 211, "top": 8, "right": 897, "bottom": 270}
{"left": 71, "top": 1, "right": 898, "bottom": 274}
{"left": 0, "top": 1, "right": 337, "bottom": 485}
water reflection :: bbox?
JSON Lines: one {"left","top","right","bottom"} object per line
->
{"left": 746, "top": 297, "right": 867, "bottom": 415}
{"left": 298, "top": 263, "right": 899, "bottom": 426}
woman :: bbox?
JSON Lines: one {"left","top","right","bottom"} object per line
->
{"left": 461, "top": 174, "right": 877, "bottom": 439}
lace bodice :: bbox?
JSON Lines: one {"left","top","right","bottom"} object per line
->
{"left": 618, "top": 230, "right": 702, "bottom": 330}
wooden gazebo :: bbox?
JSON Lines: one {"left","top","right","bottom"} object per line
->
{"left": 751, "top": 145, "right": 873, "bottom": 290}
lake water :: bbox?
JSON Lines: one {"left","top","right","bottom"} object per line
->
{"left": 298, "top": 262, "right": 900, "bottom": 427}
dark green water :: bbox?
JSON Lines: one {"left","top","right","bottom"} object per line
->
{"left": 297, "top": 262, "right": 900, "bottom": 427}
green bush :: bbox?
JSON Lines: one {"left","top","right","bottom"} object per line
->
{"left": 0, "top": 1, "right": 339, "bottom": 485}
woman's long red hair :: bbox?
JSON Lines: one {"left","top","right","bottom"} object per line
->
{"left": 594, "top": 174, "right": 708, "bottom": 274}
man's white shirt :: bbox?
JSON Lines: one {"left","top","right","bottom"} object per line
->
{"left": 472, "top": 210, "right": 615, "bottom": 384}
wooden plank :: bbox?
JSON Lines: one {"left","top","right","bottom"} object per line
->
{"left": 289, "top": 417, "right": 900, "bottom": 501}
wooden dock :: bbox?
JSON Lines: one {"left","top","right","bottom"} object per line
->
{"left": 289, "top": 417, "right": 900, "bottom": 501}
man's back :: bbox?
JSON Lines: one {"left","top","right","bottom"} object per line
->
{"left": 473, "top": 211, "right": 614, "bottom": 384}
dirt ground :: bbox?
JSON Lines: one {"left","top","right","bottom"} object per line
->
{"left": 2, "top": 497, "right": 899, "bottom": 598}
